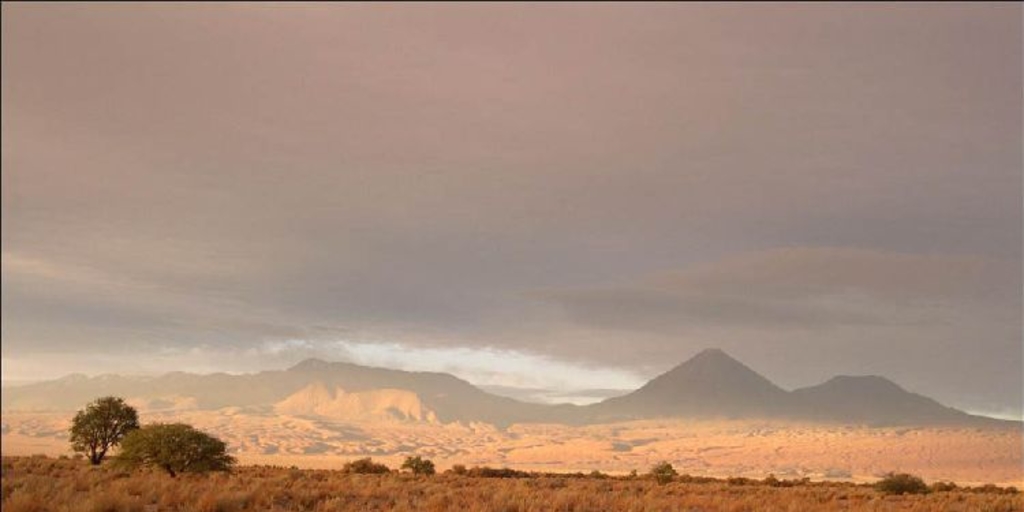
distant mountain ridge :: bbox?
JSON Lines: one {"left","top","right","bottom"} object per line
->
{"left": 1, "top": 349, "right": 1013, "bottom": 428}
{"left": 790, "top": 375, "right": 974, "bottom": 425}
{"left": 585, "top": 349, "right": 1003, "bottom": 426}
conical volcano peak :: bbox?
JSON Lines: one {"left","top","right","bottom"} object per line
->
{"left": 288, "top": 358, "right": 332, "bottom": 372}
{"left": 684, "top": 348, "right": 741, "bottom": 366}
{"left": 664, "top": 348, "right": 758, "bottom": 377}
{"left": 634, "top": 348, "right": 786, "bottom": 400}
{"left": 593, "top": 348, "right": 788, "bottom": 418}
{"left": 693, "top": 347, "right": 728, "bottom": 358}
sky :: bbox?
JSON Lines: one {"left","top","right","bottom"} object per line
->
{"left": 2, "top": 3, "right": 1021, "bottom": 418}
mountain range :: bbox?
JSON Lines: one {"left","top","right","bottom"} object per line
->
{"left": 1, "top": 349, "right": 1010, "bottom": 428}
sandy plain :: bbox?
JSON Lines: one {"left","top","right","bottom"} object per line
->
{"left": 2, "top": 409, "right": 1020, "bottom": 487}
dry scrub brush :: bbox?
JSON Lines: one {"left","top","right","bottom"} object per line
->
{"left": 2, "top": 456, "right": 1020, "bottom": 512}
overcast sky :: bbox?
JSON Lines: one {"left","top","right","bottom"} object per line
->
{"left": 2, "top": 3, "right": 1021, "bottom": 418}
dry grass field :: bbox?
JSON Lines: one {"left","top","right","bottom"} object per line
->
{"left": 2, "top": 456, "right": 1021, "bottom": 512}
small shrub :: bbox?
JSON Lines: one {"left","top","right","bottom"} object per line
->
{"left": 970, "top": 483, "right": 1017, "bottom": 494}
{"left": 648, "top": 461, "right": 677, "bottom": 485}
{"left": 875, "top": 472, "right": 929, "bottom": 495}
{"left": 342, "top": 458, "right": 390, "bottom": 474}
{"left": 467, "top": 466, "right": 530, "bottom": 478}
{"left": 449, "top": 464, "right": 467, "bottom": 475}
{"left": 401, "top": 456, "right": 435, "bottom": 475}
{"left": 930, "top": 481, "right": 958, "bottom": 492}
{"left": 728, "top": 476, "right": 753, "bottom": 486}
{"left": 788, "top": 477, "right": 811, "bottom": 487}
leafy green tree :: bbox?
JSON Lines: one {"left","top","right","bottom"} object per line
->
{"left": 401, "top": 456, "right": 435, "bottom": 475}
{"left": 116, "top": 423, "right": 235, "bottom": 477}
{"left": 648, "top": 461, "right": 678, "bottom": 485}
{"left": 69, "top": 396, "right": 140, "bottom": 465}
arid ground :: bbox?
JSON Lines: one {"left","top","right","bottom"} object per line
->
{"left": 3, "top": 410, "right": 1021, "bottom": 487}
{"left": 2, "top": 456, "right": 1021, "bottom": 512}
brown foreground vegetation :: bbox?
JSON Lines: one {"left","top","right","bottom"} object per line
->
{"left": 3, "top": 456, "right": 1021, "bottom": 512}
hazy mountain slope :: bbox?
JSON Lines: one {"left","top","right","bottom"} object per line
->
{"left": 789, "top": 375, "right": 987, "bottom": 426}
{"left": 0, "top": 370, "right": 311, "bottom": 411}
{"left": 0, "top": 358, "right": 575, "bottom": 427}
{"left": 2, "top": 351, "right": 1009, "bottom": 428}
{"left": 587, "top": 349, "right": 793, "bottom": 421}
{"left": 586, "top": 349, "right": 1002, "bottom": 426}
{"left": 277, "top": 359, "right": 579, "bottom": 426}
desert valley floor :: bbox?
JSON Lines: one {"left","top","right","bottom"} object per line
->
{"left": 3, "top": 409, "right": 1021, "bottom": 487}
